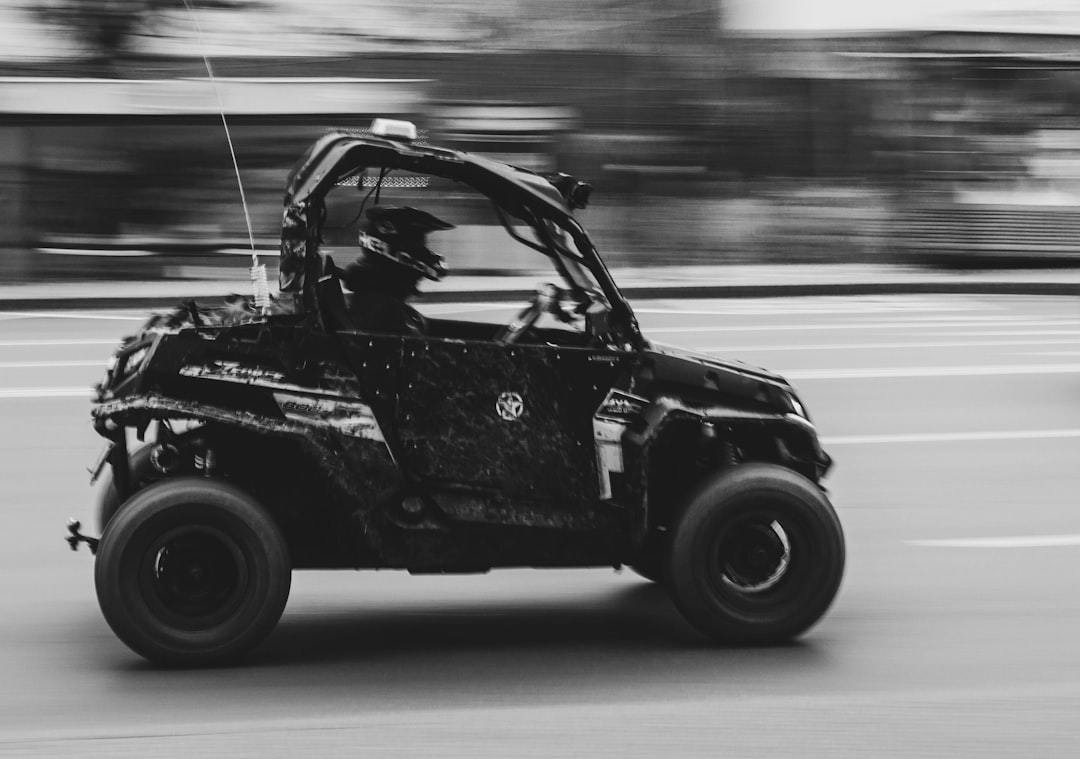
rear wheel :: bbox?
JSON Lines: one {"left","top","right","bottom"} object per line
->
{"left": 665, "top": 463, "right": 844, "bottom": 644}
{"left": 94, "top": 478, "right": 291, "bottom": 666}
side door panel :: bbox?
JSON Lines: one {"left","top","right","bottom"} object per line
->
{"left": 334, "top": 333, "right": 404, "bottom": 432}
{"left": 396, "top": 339, "right": 628, "bottom": 509}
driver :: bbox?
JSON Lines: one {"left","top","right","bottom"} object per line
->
{"left": 341, "top": 206, "right": 454, "bottom": 335}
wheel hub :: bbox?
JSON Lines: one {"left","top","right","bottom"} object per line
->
{"left": 718, "top": 520, "right": 791, "bottom": 593}
{"left": 151, "top": 529, "right": 243, "bottom": 619}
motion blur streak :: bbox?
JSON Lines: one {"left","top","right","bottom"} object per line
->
{"left": 0, "top": 387, "right": 91, "bottom": 399}
{"left": 909, "top": 535, "right": 1080, "bottom": 548}
{"left": 5, "top": 686, "right": 1080, "bottom": 758}
{"left": 783, "top": 364, "right": 1080, "bottom": 379}
{"left": 7, "top": 1, "right": 1080, "bottom": 276}
{"left": 824, "top": 429, "right": 1080, "bottom": 445}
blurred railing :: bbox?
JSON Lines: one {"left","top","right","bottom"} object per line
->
{"left": 899, "top": 205, "right": 1080, "bottom": 266}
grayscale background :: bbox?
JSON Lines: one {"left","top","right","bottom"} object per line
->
{"left": 1, "top": 2, "right": 1079, "bottom": 756}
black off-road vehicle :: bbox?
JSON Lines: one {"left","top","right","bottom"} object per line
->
{"left": 72, "top": 120, "right": 844, "bottom": 665}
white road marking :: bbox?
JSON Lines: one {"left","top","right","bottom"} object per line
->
{"left": 932, "top": 329, "right": 1080, "bottom": 337}
{"left": 696, "top": 338, "right": 1080, "bottom": 352}
{"left": 781, "top": 363, "right": 1080, "bottom": 380}
{"left": 0, "top": 339, "right": 118, "bottom": 347}
{"left": 0, "top": 311, "right": 147, "bottom": 320}
{"left": 644, "top": 319, "right": 1080, "bottom": 334}
{"left": 0, "top": 387, "right": 91, "bottom": 399}
{"left": 0, "top": 360, "right": 104, "bottom": 369}
{"left": 634, "top": 303, "right": 981, "bottom": 316}
{"left": 908, "top": 535, "right": 1080, "bottom": 548}
{"left": 822, "top": 429, "right": 1080, "bottom": 445}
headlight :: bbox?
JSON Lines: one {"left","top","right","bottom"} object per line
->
{"left": 788, "top": 393, "right": 807, "bottom": 420}
{"left": 770, "top": 386, "right": 809, "bottom": 420}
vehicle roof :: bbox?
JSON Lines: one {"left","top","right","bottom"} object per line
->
{"left": 284, "top": 131, "right": 573, "bottom": 223}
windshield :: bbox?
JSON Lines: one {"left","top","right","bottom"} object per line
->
{"left": 319, "top": 168, "right": 601, "bottom": 300}
{"left": 282, "top": 134, "right": 641, "bottom": 348}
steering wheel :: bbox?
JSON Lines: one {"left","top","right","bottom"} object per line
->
{"left": 495, "top": 283, "right": 573, "bottom": 344}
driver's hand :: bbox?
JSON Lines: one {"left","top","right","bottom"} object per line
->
{"left": 536, "top": 283, "right": 561, "bottom": 308}
{"left": 539, "top": 284, "right": 577, "bottom": 324}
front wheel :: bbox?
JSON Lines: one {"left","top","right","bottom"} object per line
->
{"left": 665, "top": 463, "right": 844, "bottom": 644}
{"left": 94, "top": 478, "right": 291, "bottom": 666}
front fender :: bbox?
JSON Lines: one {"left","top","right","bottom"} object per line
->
{"left": 643, "top": 395, "right": 830, "bottom": 474}
{"left": 615, "top": 394, "right": 831, "bottom": 544}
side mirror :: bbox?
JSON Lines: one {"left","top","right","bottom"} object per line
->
{"left": 545, "top": 172, "right": 594, "bottom": 209}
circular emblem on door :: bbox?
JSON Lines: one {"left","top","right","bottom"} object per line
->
{"left": 496, "top": 391, "right": 524, "bottom": 421}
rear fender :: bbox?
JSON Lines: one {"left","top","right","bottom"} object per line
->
{"left": 92, "top": 394, "right": 401, "bottom": 564}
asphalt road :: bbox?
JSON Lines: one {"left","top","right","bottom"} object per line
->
{"left": 1, "top": 294, "right": 1079, "bottom": 757}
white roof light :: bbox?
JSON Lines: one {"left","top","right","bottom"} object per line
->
{"left": 370, "top": 118, "right": 417, "bottom": 142}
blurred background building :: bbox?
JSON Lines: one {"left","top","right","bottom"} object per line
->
{"left": 3, "top": 0, "right": 1080, "bottom": 280}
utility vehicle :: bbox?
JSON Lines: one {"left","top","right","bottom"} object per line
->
{"left": 71, "top": 119, "right": 845, "bottom": 665}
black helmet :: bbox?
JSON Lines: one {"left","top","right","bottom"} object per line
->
{"left": 357, "top": 206, "right": 454, "bottom": 281}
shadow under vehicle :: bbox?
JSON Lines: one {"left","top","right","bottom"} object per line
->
{"left": 70, "top": 120, "right": 845, "bottom": 666}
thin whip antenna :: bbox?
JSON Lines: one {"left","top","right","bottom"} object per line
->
{"left": 180, "top": 0, "right": 270, "bottom": 312}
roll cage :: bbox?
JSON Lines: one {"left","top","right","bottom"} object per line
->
{"left": 278, "top": 131, "right": 642, "bottom": 347}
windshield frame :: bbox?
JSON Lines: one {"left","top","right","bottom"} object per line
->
{"left": 283, "top": 132, "right": 641, "bottom": 345}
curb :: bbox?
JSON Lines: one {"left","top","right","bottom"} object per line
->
{"left": 2, "top": 279, "right": 1078, "bottom": 312}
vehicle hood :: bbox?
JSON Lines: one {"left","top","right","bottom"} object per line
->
{"left": 642, "top": 342, "right": 798, "bottom": 411}
{"left": 648, "top": 342, "right": 790, "bottom": 385}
